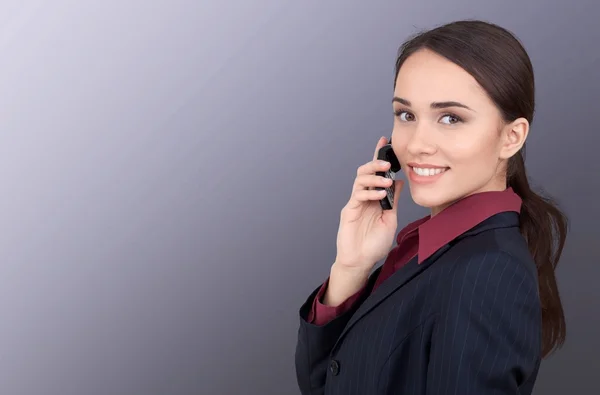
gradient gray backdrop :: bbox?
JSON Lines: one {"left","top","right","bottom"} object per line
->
{"left": 0, "top": 1, "right": 597, "bottom": 394}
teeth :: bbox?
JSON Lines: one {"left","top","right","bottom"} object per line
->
{"left": 412, "top": 167, "right": 447, "bottom": 176}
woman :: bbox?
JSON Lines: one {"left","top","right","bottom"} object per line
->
{"left": 294, "top": 20, "right": 568, "bottom": 395}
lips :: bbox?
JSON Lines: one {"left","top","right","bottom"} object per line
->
{"left": 411, "top": 166, "right": 448, "bottom": 176}
{"left": 406, "top": 163, "right": 450, "bottom": 184}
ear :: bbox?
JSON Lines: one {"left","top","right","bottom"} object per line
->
{"left": 499, "top": 117, "right": 529, "bottom": 160}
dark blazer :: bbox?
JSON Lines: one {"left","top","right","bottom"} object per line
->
{"left": 295, "top": 212, "right": 542, "bottom": 395}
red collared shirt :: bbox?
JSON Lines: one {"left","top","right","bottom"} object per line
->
{"left": 308, "top": 187, "right": 522, "bottom": 326}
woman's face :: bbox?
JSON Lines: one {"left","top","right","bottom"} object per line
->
{"left": 391, "top": 49, "right": 527, "bottom": 215}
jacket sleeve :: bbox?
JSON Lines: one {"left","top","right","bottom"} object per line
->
{"left": 425, "top": 250, "right": 542, "bottom": 394}
{"left": 295, "top": 270, "right": 378, "bottom": 395}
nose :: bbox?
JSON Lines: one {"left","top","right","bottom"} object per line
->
{"left": 406, "top": 123, "right": 437, "bottom": 157}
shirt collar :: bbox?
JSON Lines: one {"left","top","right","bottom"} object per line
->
{"left": 396, "top": 187, "right": 522, "bottom": 264}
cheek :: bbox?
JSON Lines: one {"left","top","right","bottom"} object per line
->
{"left": 390, "top": 132, "right": 407, "bottom": 156}
{"left": 445, "top": 130, "right": 499, "bottom": 167}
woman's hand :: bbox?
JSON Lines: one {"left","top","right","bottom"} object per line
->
{"left": 334, "top": 137, "right": 404, "bottom": 276}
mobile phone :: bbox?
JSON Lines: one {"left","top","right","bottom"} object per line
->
{"left": 375, "top": 138, "right": 401, "bottom": 210}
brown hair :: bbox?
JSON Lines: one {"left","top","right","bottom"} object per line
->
{"left": 393, "top": 20, "right": 568, "bottom": 358}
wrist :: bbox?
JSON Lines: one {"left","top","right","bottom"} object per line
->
{"left": 331, "top": 260, "right": 373, "bottom": 279}
{"left": 324, "top": 262, "right": 370, "bottom": 307}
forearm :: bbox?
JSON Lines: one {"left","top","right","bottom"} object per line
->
{"left": 323, "top": 262, "right": 371, "bottom": 307}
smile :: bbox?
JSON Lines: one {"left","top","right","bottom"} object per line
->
{"left": 410, "top": 166, "right": 449, "bottom": 176}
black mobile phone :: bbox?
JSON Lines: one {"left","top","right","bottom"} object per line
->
{"left": 375, "top": 138, "right": 401, "bottom": 210}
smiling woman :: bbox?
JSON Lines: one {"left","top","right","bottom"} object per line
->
{"left": 295, "top": 20, "right": 568, "bottom": 395}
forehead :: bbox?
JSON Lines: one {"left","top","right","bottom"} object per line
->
{"left": 394, "top": 49, "right": 489, "bottom": 105}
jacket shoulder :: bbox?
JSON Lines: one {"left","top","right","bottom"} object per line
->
{"left": 443, "top": 225, "right": 538, "bottom": 286}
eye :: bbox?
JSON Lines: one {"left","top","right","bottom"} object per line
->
{"left": 395, "top": 110, "right": 415, "bottom": 122}
{"left": 440, "top": 114, "right": 462, "bottom": 125}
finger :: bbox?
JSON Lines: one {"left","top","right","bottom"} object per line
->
{"left": 372, "top": 136, "right": 388, "bottom": 161}
{"left": 352, "top": 188, "right": 388, "bottom": 203}
{"left": 353, "top": 174, "right": 393, "bottom": 192}
{"left": 356, "top": 159, "right": 390, "bottom": 177}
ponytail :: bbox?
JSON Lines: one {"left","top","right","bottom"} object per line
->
{"left": 507, "top": 149, "right": 568, "bottom": 358}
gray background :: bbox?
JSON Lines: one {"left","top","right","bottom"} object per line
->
{"left": 0, "top": 0, "right": 597, "bottom": 394}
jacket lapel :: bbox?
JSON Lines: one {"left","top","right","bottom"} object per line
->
{"left": 331, "top": 244, "right": 451, "bottom": 353}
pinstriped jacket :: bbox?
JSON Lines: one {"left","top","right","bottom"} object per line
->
{"left": 295, "top": 212, "right": 542, "bottom": 395}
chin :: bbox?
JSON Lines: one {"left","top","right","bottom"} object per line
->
{"left": 407, "top": 183, "right": 454, "bottom": 211}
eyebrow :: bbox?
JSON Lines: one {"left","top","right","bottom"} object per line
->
{"left": 392, "top": 97, "right": 475, "bottom": 112}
